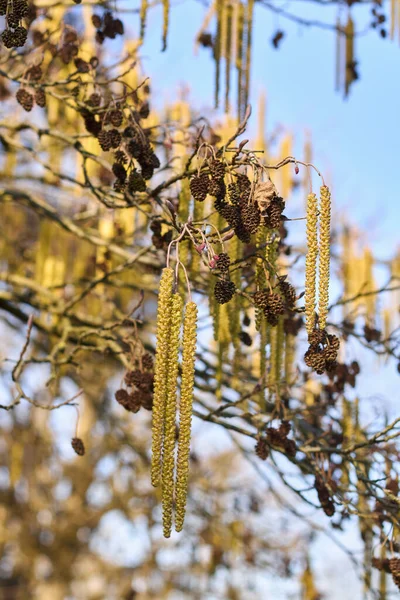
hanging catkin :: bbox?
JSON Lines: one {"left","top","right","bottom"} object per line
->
{"left": 214, "top": 0, "right": 224, "bottom": 108}
{"left": 243, "top": 0, "right": 254, "bottom": 114}
{"left": 175, "top": 301, "right": 198, "bottom": 532}
{"left": 224, "top": 3, "right": 233, "bottom": 113}
{"left": 151, "top": 267, "right": 174, "bottom": 487}
{"left": 140, "top": 0, "right": 148, "bottom": 41}
{"left": 162, "top": 0, "right": 170, "bottom": 51}
{"left": 318, "top": 186, "right": 331, "bottom": 330}
{"left": 236, "top": 2, "right": 245, "bottom": 119}
{"left": 305, "top": 192, "right": 318, "bottom": 336}
{"left": 162, "top": 293, "right": 183, "bottom": 538}
{"left": 344, "top": 15, "right": 354, "bottom": 98}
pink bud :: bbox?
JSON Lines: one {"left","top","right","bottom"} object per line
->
{"left": 209, "top": 258, "right": 217, "bottom": 269}
{"left": 294, "top": 165, "right": 299, "bottom": 175}
{"left": 195, "top": 242, "right": 206, "bottom": 254}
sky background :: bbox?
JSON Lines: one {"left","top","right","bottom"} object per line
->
{"left": 119, "top": 1, "right": 400, "bottom": 598}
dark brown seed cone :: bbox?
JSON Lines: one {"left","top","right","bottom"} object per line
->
{"left": 26, "top": 65, "right": 42, "bottom": 81}
{"left": 279, "top": 420, "right": 291, "bottom": 437}
{"left": 190, "top": 173, "right": 209, "bottom": 202}
{"left": 13, "top": 26, "right": 28, "bottom": 47}
{"left": 255, "top": 438, "right": 269, "bottom": 460}
{"left": 308, "top": 329, "right": 327, "bottom": 346}
{"left": 209, "top": 178, "right": 226, "bottom": 199}
{"left": 13, "top": 0, "right": 29, "bottom": 18}
{"left": 209, "top": 158, "right": 226, "bottom": 181}
{"left": 227, "top": 182, "right": 241, "bottom": 206}
{"left": 283, "top": 438, "right": 297, "bottom": 457}
{"left": 389, "top": 558, "right": 400, "bottom": 576}
{"left": 265, "top": 293, "right": 285, "bottom": 317}
{"left": 109, "top": 109, "right": 123, "bottom": 127}
{"left": 92, "top": 14, "right": 102, "bottom": 28}
{"left": 304, "top": 345, "right": 319, "bottom": 368}
{"left": 214, "top": 279, "right": 236, "bottom": 304}
{"left": 253, "top": 290, "right": 269, "bottom": 310}
{"left": 0, "top": 0, "right": 7, "bottom": 15}
{"left": 115, "top": 388, "right": 130, "bottom": 405}
{"left": 35, "top": 88, "right": 46, "bottom": 108}
{"left": 139, "top": 392, "right": 153, "bottom": 411}
{"left": 16, "top": 88, "right": 34, "bottom": 111}
{"left": 112, "top": 162, "right": 127, "bottom": 181}
{"left": 7, "top": 12, "right": 20, "bottom": 28}
{"left": 322, "top": 345, "right": 338, "bottom": 363}
{"left": 74, "top": 58, "right": 90, "bottom": 73}
{"left": 279, "top": 279, "right": 297, "bottom": 309}
{"left": 322, "top": 500, "right": 335, "bottom": 517}
{"left": 140, "top": 163, "right": 154, "bottom": 181}
{"left": 235, "top": 222, "right": 251, "bottom": 244}
{"left": 109, "top": 128, "right": 121, "bottom": 149}
{"left": 1, "top": 30, "right": 15, "bottom": 48}
{"left": 241, "top": 204, "right": 261, "bottom": 234}
{"left": 113, "top": 179, "right": 126, "bottom": 192}
{"left": 87, "top": 92, "right": 102, "bottom": 107}
{"left": 128, "top": 370, "right": 154, "bottom": 392}
{"left": 71, "top": 437, "right": 85, "bottom": 456}
{"left": 139, "top": 101, "right": 150, "bottom": 119}
{"left": 215, "top": 252, "right": 230, "bottom": 272}
{"left": 238, "top": 331, "right": 252, "bottom": 346}
{"left": 372, "top": 558, "right": 391, "bottom": 573}
{"left": 114, "top": 149, "right": 127, "bottom": 164}
{"left": 327, "top": 334, "right": 340, "bottom": 351}
{"left": 266, "top": 427, "right": 287, "bottom": 448}
{"left": 128, "top": 170, "right": 146, "bottom": 192}
{"left": 142, "top": 353, "right": 154, "bottom": 370}
{"left": 236, "top": 173, "right": 251, "bottom": 201}
{"left": 219, "top": 204, "right": 241, "bottom": 228}
{"left": 264, "top": 196, "right": 285, "bottom": 229}
{"left": 98, "top": 130, "right": 112, "bottom": 151}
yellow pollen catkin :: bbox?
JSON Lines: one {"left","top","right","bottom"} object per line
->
{"left": 305, "top": 192, "right": 318, "bottom": 335}
{"left": 162, "top": 293, "right": 183, "bottom": 538}
{"left": 175, "top": 301, "right": 198, "bottom": 532}
{"left": 318, "top": 185, "right": 331, "bottom": 330}
{"left": 151, "top": 267, "right": 174, "bottom": 487}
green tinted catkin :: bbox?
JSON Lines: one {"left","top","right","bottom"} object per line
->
{"left": 318, "top": 185, "right": 331, "bottom": 330}
{"left": 162, "top": 293, "right": 183, "bottom": 537}
{"left": 305, "top": 193, "right": 318, "bottom": 335}
{"left": 175, "top": 301, "right": 198, "bottom": 532}
{"left": 151, "top": 267, "right": 174, "bottom": 487}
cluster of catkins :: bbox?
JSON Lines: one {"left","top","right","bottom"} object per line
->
{"left": 151, "top": 268, "right": 198, "bottom": 538}
{"left": 255, "top": 420, "right": 297, "bottom": 460}
{"left": 1, "top": 0, "right": 28, "bottom": 48}
{"left": 304, "top": 186, "right": 339, "bottom": 374}
{"left": 80, "top": 87, "right": 159, "bottom": 192}
{"left": 314, "top": 474, "right": 335, "bottom": 517}
{"left": 115, "top": 352, "right": 154, "bottom": 413}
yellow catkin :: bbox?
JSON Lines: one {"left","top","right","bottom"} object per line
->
{"left": 275, "top": 316, "right": 284, "bottom": 397}
{"left": 162, "top": 293, "right": 183, "bottom": 538}
{"left": 243, "top": 0, "right": 254, "bottom": 114}
{"left": 284, "top": 332, "right": 295, "bottom": 386}
{"left": 175, "top": 302, "right": 198, "bottom": 532}
{"left": 236, "top": 2, "right": 245, "bottom": 118}
{"left": 151, "top": 267, "right": 174, "bottom": 487}
{"left": 318, "top": 186, "right": 331, "bottom": 330}
{"left": 140, "top": 0, "right": 148, "bottom": 41}
{"left": 305, "top": 192, "right": 318, "bottom": 335}
{"left": 224, "top": 3, "right": 233, "bottom": 112}
{"left": 391, "top": 0, "right": 396, "bottom": 40}
{"left": 214, "top": 0, "right": 224, "bottom": 108}
{"left": 344, "top": 15, "right": 354, "bottom": 98}
{"left": 162, "top": 0, "right": 169, "bottom": 51}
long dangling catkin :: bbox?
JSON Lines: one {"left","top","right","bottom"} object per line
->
{"left": 305, "top": 192, "right": 318, "bottom": 336}
{"left": 224, "top": 2, "right": 233, "bottom": 113}
{"left": 214, "top": 0, "right": 223, "bottom": 108}
{"left": 140, "top": 0, "right": 148, "bottom": 41}
{"left": 151, "top": 267, "right": 174, "bottom": 487}
{"left": 162, "top": 0, "right": 170, "bottom": 51}
{"left": 243, "top": 0, "right": 254, "bottom": 114}
{"left": 236, "top": 2, "right": 245, "bottom": 119}
{"left": 318, "top": 185, "right": 331, "bottom": 330}
{"left": 175, "top": 301, "right": 198, "bottom": 532}
{"left": 162, "top": 293, "right": 183, "bottom": 538}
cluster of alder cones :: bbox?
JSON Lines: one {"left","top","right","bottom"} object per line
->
{"left": 1, "top": 0, "right": 29, "bottom": 48}
{"left": 255, "top": 420, "right": 297, "bottom": 461}
{"left": 115, "top": 352, "right": 155, "bottom": 413}
{"left": 304, "top": 329, "right": 340, "bottom": 374}
{"left": 372, "top": 556, "right": 400, "bottom": 590}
